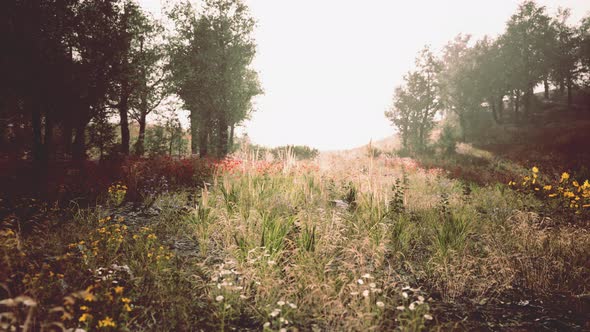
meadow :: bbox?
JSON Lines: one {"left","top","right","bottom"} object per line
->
{"left": 1, "top": 149, "right": 589, "bottom": 331}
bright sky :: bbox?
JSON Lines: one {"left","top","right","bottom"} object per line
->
{"left": 140, "top": 0, "right": 590, "bottom": 151}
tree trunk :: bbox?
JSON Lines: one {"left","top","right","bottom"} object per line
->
{"left": 63, "top": 121, "right": 73, "bottom": 158}
{"left": 72, "top": 120, "right": 87, "bottom": 161}
{"left": 524, "top": 85, "right": 533, "bottom": 117}
{"left": 198, "top": 121, "right": 208, "bottom": 158}
{"left": 567, "top": 76, "right": 573, "bottom": 109}
{"left": 514, "top": 90, "right": 520, "bottom": 123}
{"left": 559, "top": 79, "right": 565, "bottom": 96}
{"left": 135, "top": 111, "right": 147, "bottom": 156}
{"left": 458, "top": 114, "right": 467, "bottom": 142}
{"left": 490, "top": 97, "right": 499, "bottom": 124}
{"left": 217, "top": 115, "right": 228, "bottom": 157}
{"left": 43, "top": 109, "right": 54, "bottom": 161}
{"left": 119, "top": 93, "right": 130, "bottom": 155}
{"left": 190, "top": 112, "right": 199, "bottom": 155}
{"left": 229, "top": 123, "right": 235, "bottom": 150}
{"left": 31, "top": 101, "right": 43, "bottom": 162}
{"left": 544, "top": 77, "right": 550, "bottom": 99}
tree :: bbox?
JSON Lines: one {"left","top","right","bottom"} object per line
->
{"left": 549, "top": 8, "right": 581, "bottom": 108}
{"left": 386, "top": 47, "right": 442, "bottom": 152}
{"left": 440, "top": 35, "right": 486, "bottom": 140}
{"left": 88, "top": 109, "right": 117, "bottom": 160}
{"left": 500, "top": 0, "right": 552, "bottom": 117}
{"left": 168, "top": 0, "right": 261, "bottom": 158}
{"left": 413, "top": 47, "right": 443, "bottom": 149}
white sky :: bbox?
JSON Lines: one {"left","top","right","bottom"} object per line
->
{"left": 139, "top": 0, "right": 590, "bottom": 151}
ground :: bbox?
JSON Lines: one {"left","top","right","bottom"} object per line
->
{"left": 1, "top": 147, "right": 590, "bottom": 331}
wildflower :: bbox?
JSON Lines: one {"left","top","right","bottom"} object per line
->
{"left": 402, "top": 292, "right": 409, "bottom": 299}
{"left": 263, "top": 322, "right": 271, "bottom": 328}
{"left": 121, "top": 297, "right": 131, "bottom": 304}
{"left": 369, "top": 282, "right": 376, "bottom": 288}
{"left": 114, "top": 286, "right": 124, "bottom": 295}
{"left": 270, "top": 308, "right": 281, "bottom": 317}
{"left": 80, "top": 305, "right": 89, "bottom": 311}
{"left": 97, "top": 316, "right": 116, "bottom": 328}
{"left": 376, "top": 301, "right": 385, "bottom": 308}
{"left": 549, "top": 193, "right": 558, "bottom": 198}
{"left": 288, "top": 302, "right": 297, "bottom": 309}
{"left": 409, "top": 302, "right": 416, "bottom": 310}
{"left": 357, "top": 279, "right": 364, "bottom": 285}
{"left": 277, "top": 300, "right": 285, "bottom": 306}
{"left": 362, "top": 290, "right": 370, "bottom": 297}
{"left": 561, "top": 172, "right": 570, "bottom": 182}
{"left": 215, "top": 295, "right": 224, "bottom": 302}
{"left": 424, "top": 314, "right": 433, "bottom": 320}
{"left": 83, "top": 292, "right": 96, "bottom": 302}
{"left": 79, "top": 313, "right": 91, "bottom": 322}
{"left": 564, "top": 191, "right": 575, "bottom": 198}
{"left": 123, "top": 304, "right": 132, "bottom": 312}
{"left": 396, "top": 305, "right": 405, "bottom": 311}
{"left": 543, "top": 185, "right": 552, "bottom": 191}
{"left": 532, "top": 166, "right": 539, "bottom": 173}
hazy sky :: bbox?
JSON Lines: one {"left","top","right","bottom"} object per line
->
{"left": 140, "top": 0, "right": 590, "bottom": 151}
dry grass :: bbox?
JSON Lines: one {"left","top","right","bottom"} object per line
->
{"left": 1, "top": 151, "right": 589, "bottom": 331}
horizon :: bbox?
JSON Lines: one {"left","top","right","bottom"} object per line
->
{"left": 140, "top": 0, "right": 590, "bottom": 151}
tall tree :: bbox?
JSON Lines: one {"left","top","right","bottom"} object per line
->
{"left": 549, "top": 8, "right": 581, "bottom": 108}
{"left": 168, "top": 0, "right": 260, "bottom": 158}
{"left": 501, "top": 0, "right": 552, "bottom": 117}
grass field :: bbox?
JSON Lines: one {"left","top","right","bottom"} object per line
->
{"left": 2, "top": 148, "right": 589, "bottom": 331}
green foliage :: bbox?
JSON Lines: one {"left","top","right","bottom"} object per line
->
{"left": 168, "top": 0, "right": 262, "bottom": 158}
{"left": 436, "top": 123, "right": 459, "bottom": 156}
{"left": 385, "top": 47, "right": 442, "bottom": 151}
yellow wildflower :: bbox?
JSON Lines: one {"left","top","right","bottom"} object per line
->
{"left": 80, "top": 305, "right": 89, "bottom": 311}
{"left": 573, "top": 181, "right": 580, "bottom": 187}
{"left": 114, "top": 286, "right": 124, "bottom": 295}
{"left": 97, "top": 316, "right": 116, "bottom": 328}
{"left": 121, "top": 297, "right": 131, "bottom": 304}
{"left": 79, "top": 313, "right": 91, "bottom": 322}
{"left": 543, "top": 185, "right": 552, "bottom": 191}
{"left": 564, "top": 191, "right": 575, "bottom": 199}
{"left": 124, "top": 304, "right": 132, "bottom": 312}
{"left": 532, "top": 166, "right": 539, "bottom": 173}
{"left": 561, "top": 172, "right": 570, "bottom": 182}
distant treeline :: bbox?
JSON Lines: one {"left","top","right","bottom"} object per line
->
{"left": 247, "top": 144, "right": 319, "bottom": 161}
{"left": 0, "top": 0, "right": 260, "bottom": 162}
{"left": 386, "top": 1, "right": 590, "bottom": 152}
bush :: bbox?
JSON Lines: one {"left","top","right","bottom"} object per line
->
{"left": 436, "top": 124, "right": 459, "bottom": 156}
